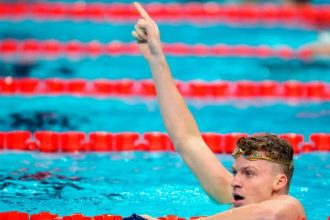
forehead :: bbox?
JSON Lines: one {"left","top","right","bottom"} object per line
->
{"left": 232, "top": 156, "right": 274, "bottom": 171}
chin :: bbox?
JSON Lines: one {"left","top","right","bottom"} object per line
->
{"left": 232, "top": 201, "right": 245, "bottom": 208}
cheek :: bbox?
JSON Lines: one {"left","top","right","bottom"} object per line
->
{"left": 246, "top": 176, "right": 274, "bottom": 201}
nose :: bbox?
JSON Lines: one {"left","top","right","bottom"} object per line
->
{"left": 231, "top": 174, "right": 242, "bottom": 189}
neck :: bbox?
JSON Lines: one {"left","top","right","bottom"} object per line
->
{"left": 271, "top": 188, "right": 288, "bottom": 198}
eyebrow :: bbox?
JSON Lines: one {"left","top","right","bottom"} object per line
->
{"left": 232, "top": 166, "right": 259, "bottom": 172}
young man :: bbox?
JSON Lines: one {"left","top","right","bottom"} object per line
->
{"left": 132, "top": 2, "right": 306, "bottom": 219}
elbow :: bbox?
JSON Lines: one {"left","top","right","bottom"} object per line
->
{"left": 203, "top": 179, "right": 233, "bottom": 204}
{"left": 204, "top": 188, "right": 231, "bottom": 205}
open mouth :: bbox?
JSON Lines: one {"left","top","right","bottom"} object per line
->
{"left": 233, "top": 194, "right": 244, "bottom": 201}
{"left": 232, "top": 193, "right": 245, "bottom": 207}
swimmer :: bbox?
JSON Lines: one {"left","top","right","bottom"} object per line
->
{"left": 132, "top": 2, "right": 306, "bottom": 219}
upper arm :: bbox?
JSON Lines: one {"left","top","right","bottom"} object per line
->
{"left": 176, "top": 135, "right": 233, "bottom": 204}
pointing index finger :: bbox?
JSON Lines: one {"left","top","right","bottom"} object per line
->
{"left": 134, "top": 2, "right": 151, "bottom": 20}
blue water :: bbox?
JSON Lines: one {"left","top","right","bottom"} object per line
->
{"left": 0, "top": 0, "right": 330, "bottom": 219}
{"left": 0, "top": 96, "right": 329, "bottom": 139}
{"left": 0, "top": 17, "right": 329, "bottom": 83}
{"left": 0, "top": 152, "right": 329, "bottom": 220}
{"left": 0, "top": 21, "right": 318, "bottom": 47}
{"left": 1, "top": 57, "right": 330, "bottom": 82}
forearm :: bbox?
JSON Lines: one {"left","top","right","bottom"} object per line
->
{"left": 207, "top": 204, "right": 276, "bottom": 220}
{"left": 148, "top": 55, "right": 201, "bottom": 151}
{"left": 148, "top": 55, "right": 233, "bottom": 204}
{"left": 206, "top": 198, "right": 305, "bottom": 220}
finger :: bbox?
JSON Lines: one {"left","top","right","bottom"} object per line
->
{"left": 132, "top": 31, "right": 147, "bottom": 43}
{"left": 135, "top": 24, "right": 147, "bottom": 38}
{"left": 135, "top": 28, "right": 147, "bottom": 39}
{"left": 137, "top": 18, "right": 148, "bottom": 30}
{"left": 133, "top": 2, "right": 151, "bottom": 20}
{"left": 132, "top": 31, "right": 141, "bottom": 40}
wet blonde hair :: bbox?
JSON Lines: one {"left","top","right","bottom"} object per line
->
{"left": 236, "top": 133, "right": 294, "bottom": 189}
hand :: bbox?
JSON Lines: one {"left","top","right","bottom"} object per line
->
{"left": 132, "top": 2, "right": 164, "bottom": 60}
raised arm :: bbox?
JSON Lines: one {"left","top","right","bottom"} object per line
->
{"left": 132, "top": 2, "right": 232, "bottom": 203}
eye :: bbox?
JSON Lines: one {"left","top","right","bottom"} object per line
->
{"left": 231, "top": 169, "right": 237, "bottom": 176}
{"left": 245, "top": 170, "right": 255, "bottom": 178}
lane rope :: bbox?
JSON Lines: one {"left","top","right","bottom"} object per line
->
{"left": 0, "top": 2, "right": 329, "bottom": 27}
{"left": 0, "top": 39, "right": 314, "bottom": 60}
{"left": 0, "top": 78, "right": 329, "bottom": 101}
{"left": 0, "top": 130, "right": 329, "bottom": 153}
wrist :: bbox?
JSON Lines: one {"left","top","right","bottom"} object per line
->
{"left": 148, "top": 54, "right": 166, "bottom": 64}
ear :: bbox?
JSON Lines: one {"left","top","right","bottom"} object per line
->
{"left": 273, "top": 174, "right": 288, "bottom": 192}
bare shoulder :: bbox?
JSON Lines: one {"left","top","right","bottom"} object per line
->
{"left": 276, "top": 195, "right": 304, "bottom": 208}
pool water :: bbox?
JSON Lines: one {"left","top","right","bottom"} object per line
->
{"left": 0, "top": 21, "right": 318, "bottom": 46}
{"left": 0, "top": 0, "right": 330, "bottom": 219}
{"left": 2, "top": 57, "right": 330, "bottom": 82}
{"left": 0, "top": 96, "right": 330, "bottom": 138}
{"left": 0, "top": 151, "right": 329, "bottom": 220}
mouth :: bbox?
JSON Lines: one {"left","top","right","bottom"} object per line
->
{"left": 232, "top": 193, "right": 245, "bottom": 207}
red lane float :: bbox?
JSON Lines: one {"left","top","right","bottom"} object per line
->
{"left": 92, "top": 79, "right": 135, "bottom": 96}
{"left": 202, "top": 133, "right": 223, "bottom": 153}
{"left": 0, "top": 132, "right": 4, "bottom": 149}
{"left": 1, "top": 78, "right": 329, "bottom": 101}
{"left": 35, "top": 131, "right": 60, "bottom": 152}
{"left": 0, "top": 77, "right": 18, "bottom": 94}
{"left": 60, "top": 131, "right": 86, "bottom": 152}
{"left": 258, "top": 80, "right": 279, "bottom": 97}
{"left": 139, "top": 80, "right": 157, "bottom": 97}
{"left": 306, "top": 81, "right": 327, "bottom": 99}
{"left": 67, "top": 79, "right": 88, "bottom": 94}
{"left": 44, "top": 78, "right": 66, "bottom": 94}
{"left": 43, "top": 78, "right": 87, "bottom": 95}
{"left": 0, "top": 39, "right": 315, "bottom": 60}
{"left": 0, "top": 2, "right": 330, "bottom": 27}
{"left": 1, "top": 131, "right": 327, "bottom": 153}
{"left": 114, "top": 132, "right": 140, "bottom": 151}
{"left": 17, "top": 78, "right": 40, "bottom": 94}
{"left": 283, "top": 81, "right": 307, "bottom": 98}
{"left": 143, "top": 132, "right": 174, "bottom": 151}
{"left": 185, "top": 81, "right": 212, "bottom": 98}
{"left": 209, "top": 81, "right": 230, "bottom": 98}
{"left": 30, "top": 212, "right": 59, "bottom": 220}
{"left": 0, "top": 211, "right": 29, "bottom": 220}
{"left": 93, "top": 215, "right": 122, "bottom": 220}
{"left": 310, "top": 133, "right": 330, "bottom": 151}
{"left": 235, "top": 81, "right": 259, "bottom": 97}
{"left": 89, "top": 132, "right": 114, "bottom": 151}
{"left": 5, "top": 131, "right": 32, "bottom": 150}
